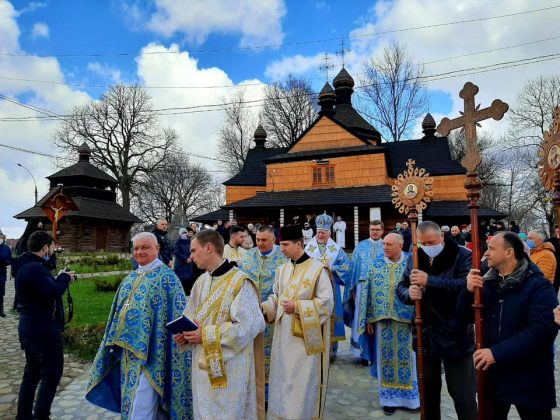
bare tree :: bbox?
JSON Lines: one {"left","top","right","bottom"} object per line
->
{"left": 259, "top": 75, "right": 318, "bottom": 148}
{"left": 53, "top": 84, "right": 177, "bottom": 211}
{"left": 217, "top": 89, "right": 256, "bottom": 176}
{"left": 359, "top": 42, "right": 428, "bottom": 141}
{"left": 509, "top": 75, "right": 560, "bottom": 147}
{"left": 447, "top": 130, "right": 503, "bottom": 189}
{"left": 133, "top": 154, "right": 218, "bottom": 226}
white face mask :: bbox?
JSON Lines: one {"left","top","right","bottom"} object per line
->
{"left": 421, "top": 243, "right": 444, "bottom": 259}
{"left": 180, "top": 233, "right": 188, "bottom": 239}
{"left": 0, "top": 239, "right": 4, "bottom": 245}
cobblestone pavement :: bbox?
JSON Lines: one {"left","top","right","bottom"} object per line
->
{"left": 0, "top": 276, "right": 89, "bottom": 419}
{"left": 2, "top": 269, "right": 560, "bottom": 419}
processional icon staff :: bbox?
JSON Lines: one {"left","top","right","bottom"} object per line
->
{"left": 538, "top": 107, "right": 560, "bottom": 223}
{"left": 437, "top": 82, "right": 509, "bottom": 420}
{"left": 391, "top": 158, "right": 433, "bottom": 420}
{"left": 40, "top": 186, "right": 78, "bottom": 242}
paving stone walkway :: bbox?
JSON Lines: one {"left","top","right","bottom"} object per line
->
{"left": 2, "top": 271, "right": 560, "bottom": 419}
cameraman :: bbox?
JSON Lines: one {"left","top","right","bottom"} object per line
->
{"left": 13, "top": 231, "right": 75, "bottom": 420}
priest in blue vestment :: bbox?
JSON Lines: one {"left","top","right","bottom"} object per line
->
{"left": 238, "top": 225, "right": 288, "bottom": 397}
{"left": 344, "top": 220, "right": 385, "bottom": 363}
{"left": 359, "top": 233, "right": 419, "bottom": 415}
{"left": 305, "top": 213, "right": 351, "bottom": 359}
{"left": 86, "top": 232, "right": 192, "bottom": 419}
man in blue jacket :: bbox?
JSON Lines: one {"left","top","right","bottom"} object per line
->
{"left": 461, "top": 231, "right": 558, "bottom": 420}
{"left": 0, "top": 233, "right": 14, "bottom": 317}
{"left": 397, "top": 221, "right": 477, "bottom": 420}
{"left": 13, "top": 231, "right": 74, "bottom": 420}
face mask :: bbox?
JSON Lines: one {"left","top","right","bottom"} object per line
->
{"left": 421, "top": 243, "right": 444, "bottom": 259}
{"left": 180, "top": 233, "right": 188, "bottom": 239}
{"left": 43, "top": 254, "right": 50, "bottom": 261}
{"left": 0, "top": 239, "right": 4, "bottom": 245}
{"left": 526, "top": 239, "right": 536, "bottom": 249}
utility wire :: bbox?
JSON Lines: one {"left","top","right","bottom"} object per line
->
{"left": 1, "top": 52, "right": 559, "bottom": 122}
{"left": 0, "top": 5, "right": 557, "bottom": 58}
{"left": 0, "top": 33, "right": 558, "bottom": 91}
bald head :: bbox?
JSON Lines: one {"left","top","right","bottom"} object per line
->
{"left": 383, "top": 232, "right": 404, "bottom": 261}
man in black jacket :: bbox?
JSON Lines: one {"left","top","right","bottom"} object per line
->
{"left": 397, "top": 221, "right": 477, "bottom": 420}
{"left": 461, "top": 232, "right": 558, "bottom": 420}
{"left": 13, "top": 231, "right": 74, "bottom": 420}
{"left": 151, "top": 219, "right": 173, "bottom": 267}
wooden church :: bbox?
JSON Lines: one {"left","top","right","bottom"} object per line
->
{"left": 14, "top": 143, "right": 141, "bottom": 251}
{"left": 195, "top": 68, "right": 504, "bottom": 248}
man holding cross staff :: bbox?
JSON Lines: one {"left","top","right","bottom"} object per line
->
{"left": 395, "top": 161, "right": 477, "bottom": 420}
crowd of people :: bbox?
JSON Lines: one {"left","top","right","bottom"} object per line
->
{"left": 5, "top": 215, "right": 560, "bottom": 420}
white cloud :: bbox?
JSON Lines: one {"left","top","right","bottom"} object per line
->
{"left": 135, "top": 43, "right": 266, "bottom": 161}
{"left": 137, "top": 0, "right": 286, "bottom": 47}
{"left": 87, "top": 62, "right": 123, "bottom": 83}
{"left": 0, "top": 1, "right": 91, "bottom": 238}
{"left": 265, "top": 52, "right": 326, "bottom": 80}
{"left": 31, "top": 21, "right": 49, "bottom": 38}
{"left": 17, "top": 1, "right": 48, "bottom": 15}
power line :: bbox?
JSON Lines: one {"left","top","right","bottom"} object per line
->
{"left": 1, "top": 32, "right": 558, "bottom": 91}
{"left": 0, "top": 5, "right": 558, "bottom": 58}
{"left": 1, "top": 52, "right": 559, "bottom": 122}
{"left": 0, "top": 142, "right": 229, "bottom": 169}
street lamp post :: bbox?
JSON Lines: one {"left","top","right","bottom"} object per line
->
{"left": 17, "top": 163, "right": 38, "bottom": 204}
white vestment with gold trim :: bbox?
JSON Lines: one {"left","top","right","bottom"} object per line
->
{"left": 262, "top": 257, "right": 334, "bottom": 420}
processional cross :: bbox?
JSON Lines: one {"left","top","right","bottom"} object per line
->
{"left": 391, "top": 159, "right": 433, "bottom": 420}
{"left": 538, "top": 107, "right": 560, "bottom": 224}
{"left": 436, "top": 82, "right": 509, "bottom": 420}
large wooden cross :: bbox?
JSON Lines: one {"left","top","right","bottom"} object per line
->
{"left": 41, "top": 186, "right": 78, "bottom": 242}
{"left": 437, "top": 82, "right": 509, "bottom": 172}
{"left": 436, "top": 81, "right": 509, "bottom": 420}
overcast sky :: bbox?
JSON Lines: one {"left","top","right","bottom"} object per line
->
{"left": 1, "top": 0, "right": 559, "bottom": 238}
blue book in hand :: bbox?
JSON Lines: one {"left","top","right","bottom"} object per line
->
{"left": 165, "top": 315, "right": 198, "bottom": 334}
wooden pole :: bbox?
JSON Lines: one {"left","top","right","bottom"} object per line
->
{"left": 554, "top": 172, "right": 560, "bottom": 228}
{"left": 409, "top": 209, "right": 426, "bottom": 420}
{"left": 465, "top": 170, "right": 485, "bottom": 419}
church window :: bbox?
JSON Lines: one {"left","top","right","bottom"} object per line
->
{"left": 312, "top": 165, "right": 335, "bottom": 185}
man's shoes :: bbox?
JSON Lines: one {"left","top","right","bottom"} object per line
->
{"left": 330, "top": 355, "right": 337, "bottom": 363}
{"left": 383, "top": 406, "right": 396, "bottom": 416}
{"left": 359, "top": 358, "right": 369, "bottom": 367}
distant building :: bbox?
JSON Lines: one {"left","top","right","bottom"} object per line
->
{"left": 195, "top": 69, "right": 504, "bottom": 248}
{"left": 14, "top": 143, "right": 141, "bottom": 251}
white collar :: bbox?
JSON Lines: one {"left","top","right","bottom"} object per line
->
{"left": 138, "top": 258, "right": 163, "bottom": 273}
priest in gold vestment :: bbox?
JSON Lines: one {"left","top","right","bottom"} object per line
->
{"left": 262, "top": 225, "right": 334, "bottom": 420}
{"left": 174, "top": 230, "right": 266, "bottom": 420}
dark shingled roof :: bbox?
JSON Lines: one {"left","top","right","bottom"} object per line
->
{"left": 223, "top": 146, "right": 287, "bottom": 186}
{"left": 15, "top": 196, "right": 141, "bottom": 223}
{"left": 191, "top": 208, "right": 231, "bottom": 223}
{"left": 264, "top": 145, "right": 383, "bottom": 163}
{"left": 223, "top": 185, "right": 394, "bottom": 209}
{"left": 330, "top": 105, "right": 381, "bottom": 142}
{"left": 384, "top": 138, "right": 466, "bottom": 177}
{"left": 48, "top": 161, "right": 117, "bottom": 185}
{"left": 424, "top": 201, "right": 506, "bottom": 218}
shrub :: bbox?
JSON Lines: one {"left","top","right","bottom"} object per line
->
{"left": 64, "top": 323, "right": 106, "bottom": 361}
{"left": 94, "top": 275, "right": 123, "bottom": 292}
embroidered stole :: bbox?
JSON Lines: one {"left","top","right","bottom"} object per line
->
{"left": 195, "top": 269, "right": 245, "bottom": 389}
{"left": 278, "top": 260, "right": 326, "bottom": 355}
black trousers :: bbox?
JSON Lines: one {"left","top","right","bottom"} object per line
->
{"left": 486, "top": 400, "right": 552, "bottom": 420}
{"left": 422, "top": 354, "right": 478, "bottom": 420}
{"left": 16, "top": 334, "right": 64, "bottom": 420}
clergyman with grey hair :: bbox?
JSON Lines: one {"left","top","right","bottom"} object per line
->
{"left": 396, "top": 220, "right": 477, "bottom": 420}
{"left": 86, "top": 232, "right": 193, "bottom": 418}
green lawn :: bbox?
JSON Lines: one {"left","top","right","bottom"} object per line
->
{"left": 68, "top": 277, "right": 119, "bottom": 325}
{"left": 65, "top": 276, "right": 123, "bottom": 360}
{"left": 67, "top": 260, "right": 133, "bottom": 274}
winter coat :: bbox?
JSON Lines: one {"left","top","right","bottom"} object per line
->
{"left": 397, "top": 237, "right": 473, "bottom": 360}
{"left": 173, "top": 238, "right": 193, "bottom": 281}
{"left": 457, "top": 258, "right": 558, "bottom": 408}
{"left": 401, "top": 228, "right": 412, "bottom": 253}
{"left": 530, "top": 242, "right": 557, "bottom": 283}
{"left": 152, "top": 228, "right": 173, "bottom": 265}
{"left": 0, "top": 243, "right": 13, "bottom": 283}
{"left": 13, "top": 252, "right": 71, "bottom": 340}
